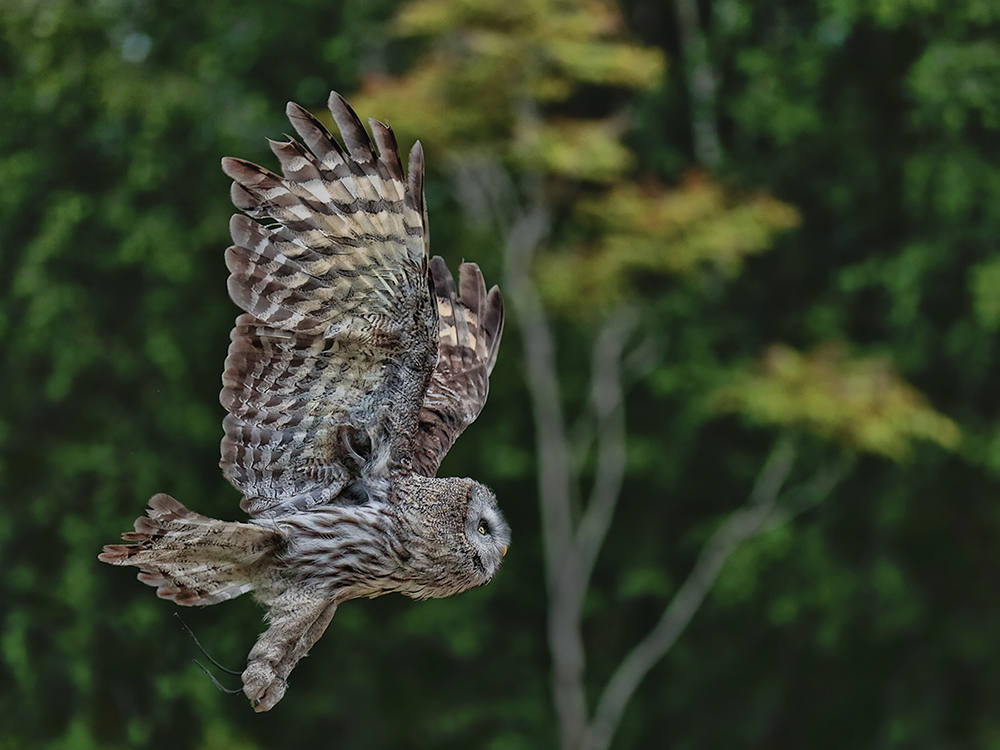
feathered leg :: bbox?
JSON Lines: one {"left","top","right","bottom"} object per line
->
{"left": 242, "top": 587, "right": 339, "bottom": 712}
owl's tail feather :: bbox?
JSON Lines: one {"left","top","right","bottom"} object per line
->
{"left": 99, "top": 493, "right": 280, "bottom": 606}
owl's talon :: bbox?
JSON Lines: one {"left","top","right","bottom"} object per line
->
{"left": 243, "top": 663, "right": 288, "bottom": 712}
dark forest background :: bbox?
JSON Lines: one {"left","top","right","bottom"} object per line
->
{"left": 3, "top": 0, "right": 1000, "bottom": 748}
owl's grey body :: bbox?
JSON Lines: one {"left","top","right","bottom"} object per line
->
{"left": 99, "top": 92, "right": 508, "bottom": 712}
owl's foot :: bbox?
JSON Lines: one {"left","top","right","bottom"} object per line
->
{"left": 243, "top": 661, "right": 287, "bottom": 712}
{"left": 241, "top": 590, "right": 339, "bottom": 711}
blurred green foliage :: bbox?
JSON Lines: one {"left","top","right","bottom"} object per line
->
{"left": 3, "top": 0, "right": 1000, "bottom": 748}
{"left": 713, "top": 343, "right": 960, "bottom": 460}
{"left": 540, "top": 175, "right": 801, "bottom": 310}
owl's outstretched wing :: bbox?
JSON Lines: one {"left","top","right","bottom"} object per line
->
{"left": 220, "top": 92, "right": 438, "bottom": 518}
{"left": 410, "top": 257, "right": 504, "bottom": 477}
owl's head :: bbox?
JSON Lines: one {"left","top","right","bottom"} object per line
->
{"left": 397, "top": 475, "right": 510, "bottom": 598}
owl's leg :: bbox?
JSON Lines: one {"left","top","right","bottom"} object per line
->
{"left": 242, "top": 587, "right": 338, "bottom": 712}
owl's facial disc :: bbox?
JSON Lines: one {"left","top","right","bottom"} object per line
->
{"left": 466, "top": 482, "right": 510, "bottom": 583}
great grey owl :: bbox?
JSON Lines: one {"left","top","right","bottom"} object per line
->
{"left": 99, "top": 92, "right": 509, "bottom": 712}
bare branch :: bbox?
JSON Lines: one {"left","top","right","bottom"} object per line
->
{"left": 675, "top": 0, "right": 723, "bottom": 168}
{"left": 759, "top": 454, "right": 852, "bottom": 533}
{"left": 504, "top": 223, "right": 592, "bottom": 748}
{"left": 453, "top": 157, "right": 589, "bottom": 748}
{"left": 581, "top": 438, "right": 799, "bottom": 750}
{"left": 748, "top": 436, "right": 796, "bottom": 507}
{"left": 505, "top": 233, "right": 592, "bottom": 747}
{"left": 450, "top": 158, "right": 840, "bottom": 750}
{"left": 448, "top": 157, "right": 517, "bottom": 230}
{"left": 574, "top": 310, "right": 638, "bottom": 598}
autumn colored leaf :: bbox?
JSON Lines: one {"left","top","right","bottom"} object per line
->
{"left": 712, "top": 343, "right": 961, "bottom": 460}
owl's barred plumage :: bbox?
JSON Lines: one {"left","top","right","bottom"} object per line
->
{"left": 99, "top": 92, "right": 508, "bottom": 712}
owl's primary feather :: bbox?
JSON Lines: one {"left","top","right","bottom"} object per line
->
{"left": 220, "top": 94, "right": 437, "bottom": 517}
{"left": 99, "top": 92, "right": 509, "bottom": 712}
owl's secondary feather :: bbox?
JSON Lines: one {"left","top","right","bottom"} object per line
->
{"left": 412, "top": 259, "right": 504, "bottom": 476}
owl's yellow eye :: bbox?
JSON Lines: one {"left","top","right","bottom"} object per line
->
{"left": 477, "top": 522, "right": 488, "bottom": 535}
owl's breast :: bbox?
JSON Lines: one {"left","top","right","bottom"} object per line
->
{"left": 270, "top": 498, "right": 483, "bottom": 603}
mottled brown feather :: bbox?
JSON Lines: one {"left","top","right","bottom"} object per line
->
{"left": 412, "top": 259, "right": 505, "bottom": 476}
{"left": 99, "top": 494, "right": 279, "bottom": 606}
{"left": 220, "top": 96, "right": 437, "bottom": 517}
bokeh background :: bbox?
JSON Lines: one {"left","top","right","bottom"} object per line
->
{"left": 3, "top": 0, "right": 1000, "bottom": 747}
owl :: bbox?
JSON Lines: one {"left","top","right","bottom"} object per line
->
{"left": 99, "top": 92, "right": 509, "bottom": 712}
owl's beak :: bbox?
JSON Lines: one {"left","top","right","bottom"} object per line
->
{"left": 502, "top": 545, "right": 508, "bottom": 557}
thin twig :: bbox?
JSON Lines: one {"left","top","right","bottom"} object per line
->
{"left": 758, "top": 454, "right": 852, "bottom": 533}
